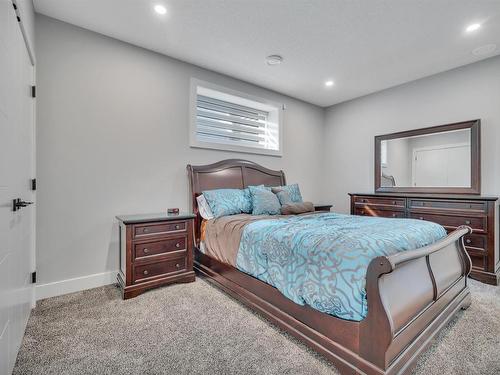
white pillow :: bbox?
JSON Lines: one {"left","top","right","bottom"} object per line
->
{"left": 197, "top": 194, "right": 214, "bottom": 220}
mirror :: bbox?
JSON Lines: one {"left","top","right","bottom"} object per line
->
{"left": 375, "top": 120, "right": 480, "bottom": 194}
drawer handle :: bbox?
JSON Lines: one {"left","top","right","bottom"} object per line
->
{"left": 465, "top": 239, "right": 472, "bottom": 244}
{"left": 362, "top": 199, "right": 367, "bottom": 203}
{"left": 419, "top": 217, "right": 424, "bottom": 220}
{"left": 143, "top": 228, "right": 149, "bottom": 233}
{"left": 143, "top": 270, "right": 149, "bottom": 276}
{"left": 392, "top": 213, "right": 396, "bottom": 217}
{"left": 175, "top": 243, "right": 180, "bottom": 248}
{"left": 392, "top": 201, "right": 397, "bottom": 205}
{"left": 175, "top": 263, "right": 180, "bottom": 269}
{"left": 465, "top": 220, "right": 471, "bottom": 225}
{"left": 175, "top": 224, "right": 180, "bottom": 230}
{"left": 143, "top": 248, "right": 149, "bottom": 254}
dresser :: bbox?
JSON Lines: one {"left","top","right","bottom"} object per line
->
{"left": 349, "top": 193, "right": 499, "bottom": 285}
{"left": 116, "top": 213, "right": 196, "bottom": 299}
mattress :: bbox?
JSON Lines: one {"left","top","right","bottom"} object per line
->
{"left": 201, "top": 212, "right": 447, "bottom": 321}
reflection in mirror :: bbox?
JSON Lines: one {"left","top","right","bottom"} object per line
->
{"left": 381, "top": 129, "right": 471, "bottom": 188}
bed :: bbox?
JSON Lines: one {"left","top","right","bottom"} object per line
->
{"left": 187, "top": 159, "right": 472, "bottom": 375}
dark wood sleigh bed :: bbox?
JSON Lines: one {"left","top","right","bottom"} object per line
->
{"left": 187, "top": 159, "right": 473, "bottom": 375}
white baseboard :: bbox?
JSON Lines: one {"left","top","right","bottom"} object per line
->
{"left": 35, "top": 271, "right": 117, "bottom": 301}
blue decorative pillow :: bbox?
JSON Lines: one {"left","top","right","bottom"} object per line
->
{"left": 202, "top": 188, "right": 252, "bottom": 218}
{"left": 274, "top": 190, "right": 293, "bottom": 205}
{"left": 271, "top": 184, "right": 303, "bottom": 203}
{"left": 246, "top": 185, "right": 271, "bottom": 210}
{"left": 248, "top": 184, "right": 271, "bottom": 191}
{"left": 249, "top": 186, "right": 281, "bottom": 215}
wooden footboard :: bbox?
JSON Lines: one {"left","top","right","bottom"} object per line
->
{"left": 360, "top": 225, "right": 472, "bottom": 374}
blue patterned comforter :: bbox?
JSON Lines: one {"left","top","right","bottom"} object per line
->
{"left": 235, "top": 213, "right": 446, "bottom": 321}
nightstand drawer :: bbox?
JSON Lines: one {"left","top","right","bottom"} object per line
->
{"left": 134, "top": 221, "right": 187, "bottom": 238}
{"left": 134, "top": 237, "right": 187, "bottom": 259}
{"left": 134, "top": 257, "right": 187, "bottom": 283}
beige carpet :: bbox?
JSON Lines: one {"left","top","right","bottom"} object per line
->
{"left": 14, "top": 278, "right": 500, "bottom": 375}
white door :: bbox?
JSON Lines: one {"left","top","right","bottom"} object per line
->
{"left": 0, "top": 1, "right": 36, "bottom": 373}
{"left": 413, "top": 147, "right": 448, "bottom": 187}
{"left": 413, "top": 144, "right": 471, "bottom": 187}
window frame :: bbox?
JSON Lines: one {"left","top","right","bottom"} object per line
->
{"left": 189, "top": 78, "right": 283, "bottom": 157}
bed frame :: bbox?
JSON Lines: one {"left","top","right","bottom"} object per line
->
{"left": 187, "top": 159, "right": 472, "bottom": 375}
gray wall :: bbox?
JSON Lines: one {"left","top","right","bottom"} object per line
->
{"left": 323, "top": 56, "right": 500, "bottom": 213}
{"left": 35, "top": 15, "right": 326, "bottom": 285}
{"left": 36, "top": 14, "right": 500, "bottom": 288}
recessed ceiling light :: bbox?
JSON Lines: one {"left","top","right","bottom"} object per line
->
{"left": 266, "top": 55, "right": 283, "bottom": 65}
{"left": 472, "top": 44, "right": 497, "bottom": 56}
{"left": 325, "top": 80, "right": 335, "bottom": 87}
{"left": 465, "top": 23, "right": 481, "bottom": 33}
{"left": 154, "top": 4, "right": 167, "bottom": 15}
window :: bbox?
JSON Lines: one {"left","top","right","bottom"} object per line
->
{"left": 190, "top": 79, "right": 282, "bottom": 156}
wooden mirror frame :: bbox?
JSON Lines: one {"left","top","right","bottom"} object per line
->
{"left": 375, "top": 119, "right": 481, "bottom": 194}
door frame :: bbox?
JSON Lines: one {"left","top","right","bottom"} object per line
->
{"left": 12, "top": 0, "right": 37, "bottom": 307}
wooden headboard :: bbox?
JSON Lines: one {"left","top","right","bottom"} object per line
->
{"left": 186, "top": 159, "right": 286, "bottom": 245}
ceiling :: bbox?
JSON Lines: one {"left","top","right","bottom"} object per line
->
{"left": 34, "top": 0, "right": 500, "bottom": 107}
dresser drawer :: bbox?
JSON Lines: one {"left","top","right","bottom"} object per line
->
{"left": 408, "top": 199, "right": 487, "bottom": 213}
{"left": 134, "top": 237, "right": 187, "bottom": 259}
{"left": 468, "top": 251, "right": 487, "bottom": 270}
{"left": 463, "top": 234, "right": 486, "bottom": 250}
{"left": 354, "top": 196, "right": 405, "bottom": 208}
{"left": 355, "top": 208, "right": 405, "bottom": 218}
{"left": 408, "top": 213, "right": 487, "bottom": 233}
{"left": 134, "top": 256, "right": 187, "bottom": 283}
{"left": 134, "top": 221, "right": 187, "bottom": 238}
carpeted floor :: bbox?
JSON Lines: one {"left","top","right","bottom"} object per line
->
{"left": 13, "top": 278, "right": 500, "bottom": 375}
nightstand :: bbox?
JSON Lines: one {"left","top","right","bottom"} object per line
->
{"left": 314, "top": 204, "right": 333, "bottom": 212}
{"left": 116, "top": 212, "right": 196, "bottom": 299}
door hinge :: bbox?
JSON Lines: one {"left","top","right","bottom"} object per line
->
{"left": 31, "top": 178, "right": 36, "bottom": 191}
{"left": 31, "top": 85, "right": 36, "bottom": 98}
{"left": 12, "top": 3, "right": 20, "bottom": 22}
{"left": 31, "top": 271, "right": 37, "bottom": 284}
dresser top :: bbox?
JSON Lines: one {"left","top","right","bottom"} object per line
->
{"left": 348, "top": 193, "right": 499, "bottom": 201}
{"left": 116, "top": 212, "right": 195, "bottom": 224}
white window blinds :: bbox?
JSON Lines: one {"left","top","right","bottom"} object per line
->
{"left": 190, "top": 81, "right": 282, "bottom": 156}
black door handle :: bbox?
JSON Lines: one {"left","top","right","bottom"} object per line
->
{"left": 13, "top": 198, "right": 34, "bottom": 212}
